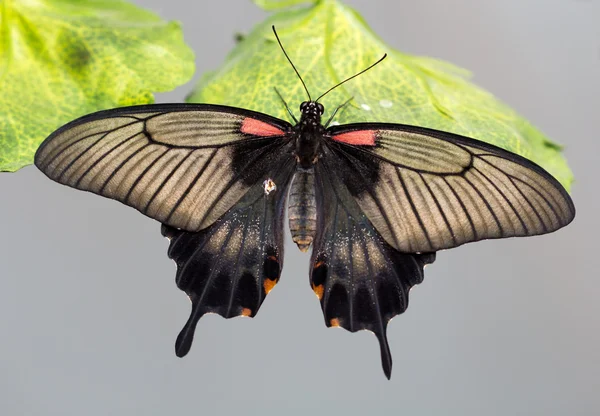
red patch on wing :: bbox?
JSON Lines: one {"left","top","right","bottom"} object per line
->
{"left": 241, "top": 117, "right": 285, "bottom": 137}
{"left": 331, "top": 130, "right": 377, "bottom": 146}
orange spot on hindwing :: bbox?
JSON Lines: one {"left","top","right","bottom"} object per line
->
{"left": 329, "top": 318, "right": 340, "bottom": 327}
{"left": 241, "top": 308, "right": 252, "bottom": 317}
{"left": 311, "top": 260, "right": 327, "bottom": 301}
{"left": 241, "top": 118, "right": 285, "bottom": 137}
{"left": 264, "top": 278, "right": 278, "bottom": 294}
{"left": 313, "top": 284, "right": 324, "bottom": 300}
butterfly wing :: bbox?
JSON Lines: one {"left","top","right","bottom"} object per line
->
{"left": 312, "top": 154, "right": 435, "bottom": 379}
{"left": 327, "top": 123, "right": 575, "bottom": 253}
{"left": 35, "top": 104, "right": 293, "bottom": 232}
{"left": 162, "top": 149, "right": 295, "bottom": 357}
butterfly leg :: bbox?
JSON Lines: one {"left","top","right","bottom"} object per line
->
{"left": 274, "top": 87, "right": 298, "bottom": 123}
{"left": 323, "top": 97, "right": 353, "bottom": 128}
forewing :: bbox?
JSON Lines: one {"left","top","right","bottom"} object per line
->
{"left": 311, "top": 156, "right": 436, "bottom": 379}
{"left": 35, "top": 104, "right": 293, "bottom": 232}
{"left": 327, "top": 123, "right": 575, "bottom": 253}
{"left": 162, "top": 150, "right": 295, "bottom": 357}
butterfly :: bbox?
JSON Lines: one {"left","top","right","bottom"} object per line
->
{"left": 34, "top": 27, "right": 575, "bottom": 379}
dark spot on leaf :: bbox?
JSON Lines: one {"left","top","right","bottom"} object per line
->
{"left": 57, "top": 29, "right": 92, "bottom": 74}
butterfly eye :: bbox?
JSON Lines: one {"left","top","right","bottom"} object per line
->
{"left": 300, "top": 102, "right": 308, "bottom": 111}
{"left": 317, "top": 103, "right": 324, "bottom": 114}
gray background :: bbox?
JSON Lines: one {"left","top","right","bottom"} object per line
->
{"left": 1, "top": 0, "right": 599, "bottom": 414}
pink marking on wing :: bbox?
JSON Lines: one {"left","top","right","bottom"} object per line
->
{"left": 331, "top": 130, "right": 377, "bottom": 146}
{"left": 241, "top": 117, "right": 285, "bottom": 137}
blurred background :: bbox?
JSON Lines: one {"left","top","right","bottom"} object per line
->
{"left": 1, "top": 0, "right": 598, "bottom": 414}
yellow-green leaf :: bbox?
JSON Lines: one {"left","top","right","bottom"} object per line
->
{"left": 253, "top": 0, "right": 317, "bottom": 11}
{"left": 0, "top": 0, "right": 195, "bottom": 172}
{"left": 188, "top": 0, "right": 573, "bottom": 189}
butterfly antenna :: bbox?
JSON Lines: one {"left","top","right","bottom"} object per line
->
{"left": 316, "top": 54, "right": 387, "bottom": 103}
{"left": 272, "top": 26, "right": 312, "bottom": 101}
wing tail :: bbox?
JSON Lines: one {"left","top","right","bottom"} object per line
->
{"left": 312, "top": 159, "right": 436, "bottom": 378}
{"left": 162, "top": 159, "right": 294, "bottom": 357}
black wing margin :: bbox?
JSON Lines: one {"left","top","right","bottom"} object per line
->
{"left": 162, "top": 145, "right": 295, "bottom": 357}
{"left": 311, "top": 150, "right": 435, "bottom": 379}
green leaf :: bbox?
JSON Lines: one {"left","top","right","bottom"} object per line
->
{"left": 253, "top": 0, "right": 318, "bottom": 11}
{"left": 188, "top": 0, "right": 573, "bottom": 190}
{"left": 0, "top": 0, "right": 194, "bottom": 172}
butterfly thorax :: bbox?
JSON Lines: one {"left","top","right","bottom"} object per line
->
{"left": 294, "top": 101, "right": 325, "bottom": 169}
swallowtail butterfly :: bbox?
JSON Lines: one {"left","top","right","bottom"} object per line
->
{"left": 34, "top": 27, "right": 575, "bottom": 378}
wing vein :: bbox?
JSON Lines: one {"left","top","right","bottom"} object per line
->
{"left": 328, "top": 144, "right": 402, "bottom": 249}
{"left": 506, "top": 176, "right": 549, "bottom": 233}
{"left": 318, "top": 169, "right": 340, "bottom": 310}
{"left": 226, "top": 204, "right": 254, "bottom": 317}
{"left": 55, "top": 132, "right": 111, "bottom": 181}
{"left": 396, "top": 169, "right": 433, "bottom": 250}
{"left": 143, "top": 151, "right": 193, "bottom": 213}
{"left": 43, "top": 120, "right": 140, "bottom": 170}
{"left": 418, "top": 172, "right": 457, "bottom": 246}
{"left": 164, "top": 149, "right": 219, "bottom": 223}
{"left": 74, "top": 131, "right": 144, "bottom": 188}
{"left": 194, "top": 141, "right": 287, "bottom": 229}
{"left": 463, "top": 173, "right": 504, "bottom": 235}
{"left": 507, "top": 174, "right": 561, "bottom": 226}
{"left": 255, "top": 195, "right": 269, "bottom": 309}
{"left": 123, "top": 148, "right": 171, "bottom": 204}
{"left": 98, "top": 143, "right": 151, "bottom": 193}
{"left": 473, "top": 165, "right": 528, "bottom": 234}
{"left": 442, "top": 177, "right": 478, "bottom": 239}
{"left": 347, "top": 215, "right": 355, "bottom": 332}
{"left": 195, "top": 223, "right": 238, "bottom": 306}
{"left": 508, "top": 175, "right": 562, "bottom": 224}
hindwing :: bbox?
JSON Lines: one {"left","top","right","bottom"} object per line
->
{"left": 162, "top": 144, "right": 295, "bottom": 357}
{"left": 312, "top": 149, "right": 435, "bottom": 378}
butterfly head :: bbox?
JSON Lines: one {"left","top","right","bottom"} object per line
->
{"left": 299, "top": 101, "right": 324, "bottom": 125}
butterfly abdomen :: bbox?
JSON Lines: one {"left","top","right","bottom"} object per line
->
{"left": 288, "top": 168, "right": 317, "bottom": 252}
